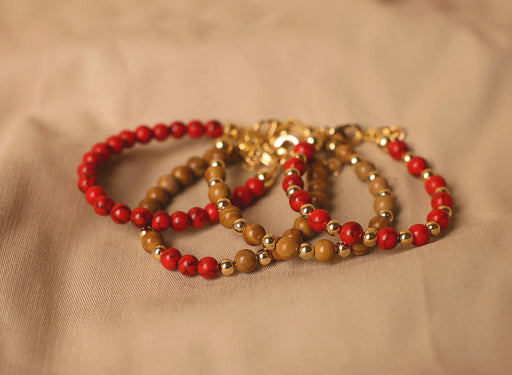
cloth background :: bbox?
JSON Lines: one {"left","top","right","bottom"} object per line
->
{"left": 1, "top": 0, "right": 511, "bottom": 374}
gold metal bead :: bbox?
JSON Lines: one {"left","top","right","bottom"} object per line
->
{"left": 294, "top": 153, "right": 307, "bottom": 162}
{"left": 402, "top": 152, "right": 414, "bottom": 164}
{"left": 256, "top": 249, "right": 272, "bottom": 266}
{"left": 349, "top": 154, "right": 361, "bottom": 166}
{"left": 223, "top": 123, "right": 239, "bottom": 136}
{"left": 326, "top": 139, "right": 339, "bottom": 152}
{"left": 216, "top": 198, "right": 230, "bottom": 211}
{"left": 336, "top": 242, "right": 352, "bottom": 258}
{"left": 379, "top": 209, "right": 394, "bottom": 223}
{"left": 256, "top": 169, "right": 269, "bottom": 181}
{"left": 363, "top": 228, "right": 378, "bottom": 247}
{"left": 220, "top": 259, "right": 235, "bottom": 276}
{"left": 326, "top": 220, "right": 341, "bottom": 236}
{"left": 210, "top": 160, "right": 225, "bottom": 168}
{"left": 398, "top": 230, "right": 413, "bottom": 246}
{"left": 208, "top": 178, "right": 223, "bottom": 187}
{"left": 298, "top": 242, "right": 314, "bottom": 260}
{"left": 232, "top": 218, "right": 248, "bottom": 233}
{"left": 285, "top": 167, "right": 300, "bottom": 176}
{"left": 377, "top": 136, "right": 390, "bottom": 149}
{"left": 378, "top": 189, "right": 392, "bottom": 197}
{"left": 438, "top": 205, "right": 453, "bottom": 217}
{"left": 426, "top": 221, "right": 441, "bottom": 236}
{"left": 152, "top": 245, "right": 166, "bottom": 260}
{"left": 420, "top": 168, "right": 435, "bottom": 181}
{"left": 261, "top": 234, "right": 277, "bottom": 250}
{"left": 286, "top": 184, "right": 302, "bottom": 198}
{"left": 139, "top": 227, "right": 152, "bottom": 239}
{"left": 215, "top": 137, "right": 233, "bottom": 151}
{"left": 367, "top": 170, "right": 380, "bottom": 182}
{"left": 306, "top": 135, "right": 323, "bottom": 152}
{"left": 300, "top": 203, "right": 315, "bottom": 218}
{"left": 435, "top": 186, "right": 450, "bottom": 194}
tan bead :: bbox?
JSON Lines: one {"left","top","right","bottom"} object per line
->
{"left": 256, "top": 249, "right": 272, "bottom": 266}
{"left": 157, "top": 175, "right": 181, "bottom": 195}
{"left": 373, "top": 195, "right": 395, "bottom": 214}
{"left": 379, "top": 209, "right": 394, "bottom": 223}
{"left": 220, "top": 259, "right": 235, "bottom": 276}
{"left": 420, "top": 168, "right": 435, "bottom": 181}
{"left": 326, "top": 220, "right": 341, "bottom": 236}
{"left": 243, "top": 223, "right": 266, "bottom": 246}
{"left": 152, "top": 245, "right": 165, "bottom": 260}
{"left": 352, "top": 243, "right": 369, "bottom": 256}
{"left": 298, "top": 242, "right": 315, "bottom": 260}
{"left": 269, "top": 249, "right": 284, "bottom": 261}
{"left": 310, "top": 191, "right": 328, "bottom": 208}
{"left": 363, "top": 228, "right": 378, "bottom": 247}
{"left": 369, "top": 177, "right": 389, "bottom": 196}
{"left": 172, "top": 166, "right": 195, "bottom": 186}
{"left": 299, "top": 203, "right": 315, "bottom": 218}
{"left": 232, "top": 218, "right": 248, "bottom": 233}
{"left": 368, "top": 215, "right": 390, "bottom": 230}
{"left": 204, "top": 166, "right": 226, "bottom": 183}
{"left": 398, "top": 230, "right": 413, "bottom": 246}
{"left": 146, "top": 186, "right": 169, "bottom": 206}
{"left": 307, "top": 167, "right": 328, "bottom": 181}
{"left": 219, "top": 206, "right": 242, "bottom": 229}
{"left": 141, "top": 231, "right": 163, "bottom": 253}
{"left": 314, "top": 239, "right": 336, "bottom": 262}
{"left": 275, "top": 237, "right": 299, "bottom": 260}
{"left": 427, "top": 221, "right": 441, "bottom": 236}
{"left": 282, "top": 228, "right": 303, "bottom": 244}
{"left": 203, "top": 148, "right": 227, "bottom": 164}
{"left": 234, "top": 249, "right": 259, "bottom": 273}
{"left": 336, "top": 242, "right": 351, "bottom": 258}
{"left": 438, "top": 205, "right": 453, "bottom": 217}
{"left": 354, "top": 161, "right": 375, "bottom": 181}
{"left": 208, "top": 183, "right": 231, "bottom": 203}
{"left": 138, "top": 198, "right": 161, "bottom": 213}
{"left": 335, "top": 144, "right": 354, "bottom": 163}
{"left": 187, "top": 156, "right": 208, "bottom": 178}
{"left": 294, "top": 217, "right": 315, "bottom": 238}
{"left": 139, "top": 227, "right": 152, "bottom": 239}
{"left": 308, "top": 179, "right": 328, "bottom": 192}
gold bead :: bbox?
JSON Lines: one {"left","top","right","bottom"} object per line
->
{"left": 216, "top": 198, "right": 230, "bottom": 211}
{"left": 363, "top": 228, "right": 378, "bottom": 247}
{"left": 256, "top": 249, "right": 272, "bottom": 266}
{"left": 379, "top": 209, "right": 394, "bottom": 222}
{"left": 210, "top": 160, "right": 225, "bottom": 168}
{"left": 349, "top": 154, "right": 361, "bottom": 166}
{"left": 298, "top": 242, "right": 314, "bottom": 260}
{"left": 426, "top": 221, "right": 441, "bottom": 236}
{"left": 402, "top": 152, "right": 414, "bottom": 164}
{"left": 285, "top": 168, "right": 300, "bottom": 176}
{"left": 208, "top": 178, "right": 223, "bottom": 187}
{"left": 223, "top": 123, "right": 239, "bottom": 136}
{"left": 367, "top": 170, "right": 380, "bottom": 182}
{"left": 300, "top": 203, "right": 315, "bottom": 218}
{"left": 398, "top": 230, "right": 413, "bottom": 246}
{"left": 220, "top": 259, "right": 235, "bottom": 276}
{"left": 286, "top": 184, "right": 302, "bottom": 198}
{"left": 294, "top": 153, "right": 307, "bottom": 162}
{"left": 435, "top": 186, "right": 450, "bottom": 194}
{"left": 261, "top": 234, "right": 277, "bottom": 250}
{"left": 336, "top": 242, "right": 352, "bottom": 258}
{"left": 420, "top": 168, "right": 435, "bottom": 181}
{"left": 256, "top": 169, "right": 269, "bottom": 181}
{"left": 139, "top": 227, "right": 152, "bottom": 239}
{"left": 215, "top": 137, "right": 233, "bottom": 151}
{"left": 152, "top": 245, "right": 166, "bottom": 260}
{"left": 232, "top": 218, "right": 248, "bottom": 233}
{"left": 438, "top": 205, "right": 453, "bottom": 217}
{"left": 378, "top": 189, "right": 392, "bottom": 197}
{"left": 377, "top": 136, "right": 390, "bottom": 149}
{"left": 326, "top": 139, "right": 339, "bottom": 152}
{"left": 326, "top": 220, "right": 341, "bottom": 236}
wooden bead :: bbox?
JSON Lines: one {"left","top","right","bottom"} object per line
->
{"left": 354, "top": 161, "right": 375, "bottom": 181}
{"left": 314, "top": 239, "right": 336, "bottom": 262}
{"left": 203, "top": 148, "right": 227, "bottom": 163}
{"left": 204, "top": 166, "right": 226, "bottom": 182}
{"left": 307, "top": 167, "right": 328, "bottom": 181}
{"left": 146, "top": 186, "right": 169, "bottom": 206}
{"left": 234, "top": 249, "right": 258, "bottom": 273}
{"left": 369, "top": 177, "right": 389, "bottom": 196}
{"left": 368, "top": 215, "right": 390, "bottom": 230}
{"left": 172, "top": 166, "right": 195, "bottom": 187}
{"left": 335, "top": 144, "right": 354, "bottom": 163}
{"left": 138, "top": 198, "right": 161, "bottom": 213}
{"left": 275, "top": 237, "right": 299, "bottom": 260}
{"left": 352, "top": 243, "right": 369, "bottom": 256}
{"left": 308, "top": 179, "right": 328, "bottom": 193}
{"left": 141, "top": 231, "right": 164, "bottom": 252}
{"left": 208, "top": 183, "right": 231, "bottom": 203}
{"left": 293, "top": 216, "right": 315, "bottom": 238}
{"left": 373, "top": 195, "right": 395, "bottom": 214}
{"left": 157, "top": 175, "right": 181, "bottom": 195}
{"left": 243, "top": 223, "right": 266, "bottom": 246}
{"left": 187, "top": 156, "right": 208, "bottom": 178}
{"left": 310, "top": 190, "right": 328, "bottom": 208}
{"left": 282, "top": 228, "right": 304, "bottom": 244}
{"left": 219, "top": 206, "right": 242, "bottom": 229}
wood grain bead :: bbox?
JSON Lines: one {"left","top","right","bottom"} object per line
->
{"left": 172, "top": 166, "right": 195, "bottom": 187}
{"left": 369, "top": 177, "right": 389, "bottom": 196}
{"left": 293, "top": 217, "right": 315, "bottom": 238}
{"left": 208, "top": 183, "right": 231, "bottom": 203}
{"left": 234, "top": 249, "right": 258, "bottom": 273}
{"left": 187, "top": 156, "right": 208, "bottom": 178}
{"left": 314, "top": 239, "right": 336, "bottom": 262}
{"left": 138, "top": 198, "right": 161, "bottom": 213}
{"left": 203, "top": 148, "right": 227, "bottom": 164}
{"left": 282, "top": 228, "right": 304, "bottom": 244}
{"left": 243, "top": 223, "right": 266, "bottom": 246}
{"left": 204, "top": 166, "right": 226, "bottom": 182}
{"left": 219, "top": 206, "right": 242, "bottom": 229}
{"left": 352, "top": 243, "right": 369, "bottom": 256}
{"left": 275, "top": 237, "right": 299, "bottom": 260}
{"left": 146, "top": 186, "right": 169, "bottom": 206}
{"left": 335, "top": 144, "right": 354, "bottom": 163}
{"left": 354, "top": 161, "right": 375, "bottom": 181}
{"left": 368, "top": 215, "right": 390, "bottom": 230}
{"left": 141, "top": 231, "right": 164, "bottom": 252}
{"left": 308, "top": 179, "right": 328, "bottom": 193}
{"left": 310, "top": 190, "right": 328, "bottom": 209}
{"left": 373, "top": 195, "right": 395, "bottom": 214}
{"left": 157, "top": 175, "right": 180, "bottom": 195}
{"left": 307, "top": 167, "right": 328, "bottom": 181}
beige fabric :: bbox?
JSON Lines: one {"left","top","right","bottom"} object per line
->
{"left": 1, "top": 1, "right": 511, "bottom": 374}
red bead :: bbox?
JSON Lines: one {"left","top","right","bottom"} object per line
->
{"left": 431, "top": 192, "right": 453, "bottom": 209}
{"left": 82, "top": 151, "right": 102, "bottom": 166}
{"left": 78, "top": 176, "right": 98, "bottom": 193}
{"left": 425, "top": 175, "right": 446, "bottom": 195}
{"left": 284, "top": 157, "right": 306, "bottom": 175}
{"left": 152, "top": 211, "right": 171, "bottom": 231}
{"left": 169, "top": 121, "right": 186, "bottom": 138}
{"left": 197, "top": 257, "right": 219, "bottom": 279}
{"left": 231, "top": 186, "right": 254, "bottom": 208}
{"left": 377, "top": 227, "right": 398, "bottom": 250}
{"left": 153, "top": 123, "right": 169, "bottom": 141}
{"left": 119, "top": 130, "right": 136, "bottom": 148}
{"left": 387, "top": 140, "right": 408, "bottom": 160}
{"left": 93, "top": 195, "right": 114, "bottom": 216}
{"left": 427, "top": 209, "right": 450, "bottom": 230}
{"left": 308, "top": 209, "right": 331, "bottom": 232}
{"left": 282, "top": 174, "right": 304, "bottom": 191}
{"left": 135, "top": 125, "right": 153, "bottom": 144}
{"left": 161, "top": 248, "right": 182, "bottom": 270}
{"left": 339, "top": 221, "right": 364, "bottom": 245}
{"left": 409, "top": 224, "right": 430, "bottom": 246}
{"left": 171, "top": 211, "right": 189, "bottom": 232}
{"left": 204, "top": 202, "right": 219, "bottom": 223}
{"left": 91, "top": 143, "right": 111, "bottom": 162}
{"left": 407, "top": 157, "right": 427, "bottom": 176}
{"left": 105, "top": 135, "right": 124, "bottom": 154}
{"left": 77, "top": 163, "right": 97, "bottom": 178}
{"left": 187, "top": 120, "right": 205, "bottom": 138}
{"left": 245, "top": 177, "right": 265, "bottom": 198}
{"left": 188, "top": 207, "right": 209, "bottom": 228}
{"left": 289, "top": 190, "right": 311, "bottom": 212}
{"left": 178, "top": 255, "right": 198, "bottom": 276}
{"left": 293, "top": 141, "right": 315, "bottom": 161}
{"left": 85, "top": 186, "right": 105, "bottom": 205}
{"left": 130, "top": 207, "right": 153, "bottom": 228}
{"left": 110, "top": 203, "right": 131, "bottom": 224}
{"left": 205, "top": 120, "right": 223, "bottom": 138}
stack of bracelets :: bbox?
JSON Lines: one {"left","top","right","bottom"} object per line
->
{"left": 77, "top": 119, "right": 454, "bottom": 279}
